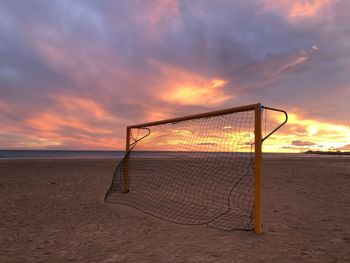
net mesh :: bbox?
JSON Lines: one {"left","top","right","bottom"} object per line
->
{"left": 105, "top": 110, "right": 256, "bottom": 230}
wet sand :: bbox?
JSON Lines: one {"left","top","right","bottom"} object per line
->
{"left": 0, "top": 157, "right": 349, "bottom": 262}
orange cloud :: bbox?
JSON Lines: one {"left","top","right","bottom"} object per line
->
{"left": 263, "top": 111, "right": 350, "bottom": 152}
{"left": 55, "top": 95, "right": 117, "bottom": 121}
{"left": 289, "top": 0, "right": 329, "bottom": 18}
{"left": 262, "top": 0, "right": 330, "bottom": 21}
{"left": 27, "top": 113, "right": 112, "bottom": 134}
{"left": 19, "top": 112, "right": 123, "bottom": 150}
{"left": 154, "top": 62, "right": 231, "bottom": 106}
{"left": 163, "top": 79, "right": 229, "bottom": 105}
{"left": 20, "top": 95, "right": 125, "bottom": 149}
{"left": 144, "top": 109, "right": 172, "bottom": 123}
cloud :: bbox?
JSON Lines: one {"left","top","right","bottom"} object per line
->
{"left": 340, "top": 144, "right": 350, "bottom": 151}
{"left": 261, "top": 0, "right": 330, "bottom": 20}
{"left": 291, "top": 140, "right": 316, "bottom": 147}
{"left": 197, "top": 142, "right": 218, "bottom": 146}
{"left": 262, "top": 111, "right": 350, "bottom": 152}
{"left": 154, "top": 62, "right": 231, "bottom": 106}
{"left": 0, "top": 0, "right": 349, "bottom": 150}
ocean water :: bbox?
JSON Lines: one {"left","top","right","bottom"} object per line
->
{"left": 0, "top": 150, "right": 249, "bottom": 159}
{"left": 0, "top": 150, "right": 124, "bottom": 159}
{"left": 0, "top": 150, "right": 348, "bottom": 160}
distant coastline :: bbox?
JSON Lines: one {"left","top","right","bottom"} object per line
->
{"left": 304, "top": 150, "right": 350, "bottom": 156}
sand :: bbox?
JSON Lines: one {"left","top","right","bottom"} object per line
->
{"left": 0, "top": 157, "right": 349, "bottom": 262}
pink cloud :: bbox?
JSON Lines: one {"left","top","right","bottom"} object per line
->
{"left": 261, "top": 0, "right": 330, "bottom": 20}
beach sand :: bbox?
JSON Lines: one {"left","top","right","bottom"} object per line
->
{"left": 1, "top": 157, "right": 349, "bottom": 262}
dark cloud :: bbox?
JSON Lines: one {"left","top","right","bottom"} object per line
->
{"left": 291, "top": 140, "right": 317, "bottom": 147}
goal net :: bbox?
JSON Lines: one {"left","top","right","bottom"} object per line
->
{"left": 105, "top": 103, "right": 287, "bottom": 232}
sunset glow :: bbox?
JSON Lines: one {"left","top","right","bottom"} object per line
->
{"left": 262, "top": 111, "right": 350, "bottom": 152}
{"left": 262, "top": 0, "right": 330, "bottom": 20}
{"left": 0, "top": 1, "right": 349, "bottom": 152}
{"left": 162, "top": 78, "right": 229, "bottom": 106}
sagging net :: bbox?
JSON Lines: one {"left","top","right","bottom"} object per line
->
{"left": 105, "top": 110, "right": 256, "bottom": 230}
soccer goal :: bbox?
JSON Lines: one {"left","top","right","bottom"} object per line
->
{"left": 105, "top": 103, "right": 287, "bottom": 234}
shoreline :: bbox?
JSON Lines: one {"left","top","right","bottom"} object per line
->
{"left": 304, "top": 150, "right": 350, "bottom": 156}
{"left": 1, "top": 153, "right": 350, "bottom": 161}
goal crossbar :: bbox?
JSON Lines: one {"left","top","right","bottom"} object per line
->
{"left": 128, "top": 103, "right": 261, "bottom": 129}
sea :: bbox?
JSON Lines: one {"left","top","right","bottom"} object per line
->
{"left": 0, "top": 150, "right": 348, "bottom": 160}
{"left": 0, "top": 150, "right": 124, "bottom": 159}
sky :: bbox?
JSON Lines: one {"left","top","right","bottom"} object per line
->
{"left": 0, "top": 0, "right": 349, "bottom": 152}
